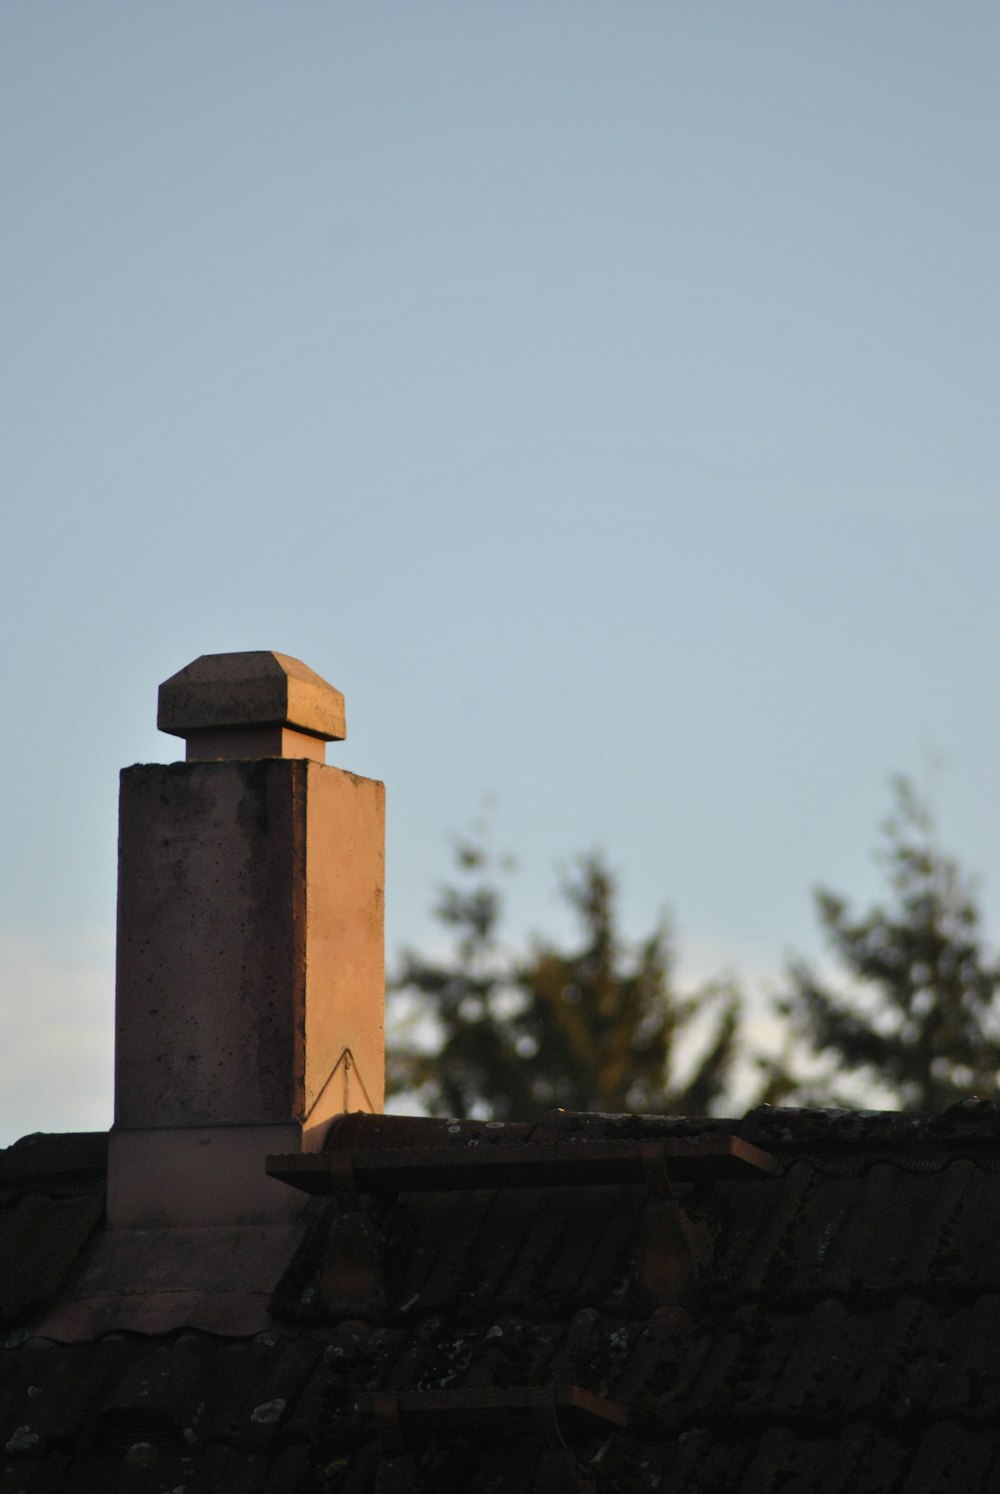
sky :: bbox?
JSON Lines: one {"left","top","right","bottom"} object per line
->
{"left": 1, "top": 1, "right": 998, "bottom": 1142}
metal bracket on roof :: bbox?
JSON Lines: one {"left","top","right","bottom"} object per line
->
{"left": 267, "top": 1135, "right": 779, "bottom": 1197}
{"left": 639, "top": 1140, "right": 676, "bottom": 1199}
{"left": 531, "top": 1393, "right": 568, "bottom": 1450}
{"left": 370, "top": 1393, "right": 408, "bottom": 1456}
{"left": 325, "top": 1151, "right": 362, "bottom": 1211}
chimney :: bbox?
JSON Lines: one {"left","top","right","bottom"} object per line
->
{"left": 106, "top": 651, "right": 385, "bottom": 1229}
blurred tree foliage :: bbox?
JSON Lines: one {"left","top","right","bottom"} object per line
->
{"left": 764, "top": 779, "right": 1000, "bottom": 1111}
{"left": 387, "top": 840, "right": 741, "bottom": 1120}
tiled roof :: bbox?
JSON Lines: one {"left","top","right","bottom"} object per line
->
{"left": 4, "top": 1104, "right": 1000, "bottom": 1491}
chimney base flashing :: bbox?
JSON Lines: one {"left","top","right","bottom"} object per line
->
{"left": 33, "top": 1222, "right": 302, "bottom": 1339}
{"left": 107, "top": 1123, "right": 323, "bottom": 1229}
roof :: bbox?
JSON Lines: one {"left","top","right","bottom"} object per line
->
{"left": 4, "top": 1103, "right": 1000, "bottom": 1491}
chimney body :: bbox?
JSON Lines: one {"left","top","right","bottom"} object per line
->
{"left": 106, "top": 652, "right": 385, "bottom": 1228}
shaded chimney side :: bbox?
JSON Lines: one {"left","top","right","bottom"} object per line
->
{"left": 114, "top": 758, "right": 309, "bottom": 1130}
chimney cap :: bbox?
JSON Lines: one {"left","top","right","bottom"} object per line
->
{"left": 158, "top": 651, "right": 346, "bottom": 743}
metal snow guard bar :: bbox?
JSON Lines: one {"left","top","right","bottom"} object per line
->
{"left": 360, "top": 1384, "right": 627, "bottom": 1442}
{"left": 266, "top": 1135, "right": 779, "bottom": 1195}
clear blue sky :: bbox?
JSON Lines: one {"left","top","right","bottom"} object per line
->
{"left": 2, "top": 2, "right": 998, "bottom": 1140}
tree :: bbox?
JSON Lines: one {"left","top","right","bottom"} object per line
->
{"left": 387, "top": 838, "right": 741, "bottom": 1120}
{"left": 767, "top": 779, "right": 1000, "bottom": 1111}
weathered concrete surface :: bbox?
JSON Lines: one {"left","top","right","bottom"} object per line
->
{"left": 302, "top": 766, "right": 387, "bottom": 1125}
{"left": 115, "top": 760, "right": 305, "bottom": 1129}
{"left": 111, "top": 760, "right": 384, "bottom": 1226}
{"left": 114, "top": 760, "right": 385, "bottom": 1132}
{"left": 107, "top": 1124, "right": 305, "bottom": 1228}
{"left": 158, "top": 650, "right": 346, "bottom": 743}
{"left": 181, "top": 724, "right": 328, "bottom": 762}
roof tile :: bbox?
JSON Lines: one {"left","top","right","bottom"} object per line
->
{"left": 9, "top": 1108, "right": 1000, "bottom": 1488}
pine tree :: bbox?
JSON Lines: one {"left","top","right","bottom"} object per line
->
{"left": 769, "top": 779, "right": 1000, "bottom": 1110}
{"left": 387, "top": 839, "right": 740, "bottom": 1120}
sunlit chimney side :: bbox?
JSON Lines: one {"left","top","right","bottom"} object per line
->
{"left": 106, "top": 651, "right": 385, "bottom": 1228}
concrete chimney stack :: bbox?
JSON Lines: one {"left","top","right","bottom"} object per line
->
{"left": 106, "top": 651, "right": 385, "bottom": 1229}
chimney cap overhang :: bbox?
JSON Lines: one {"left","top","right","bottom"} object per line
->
{"left": 157, "top": 650, "right": 346, "bottom": 743}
